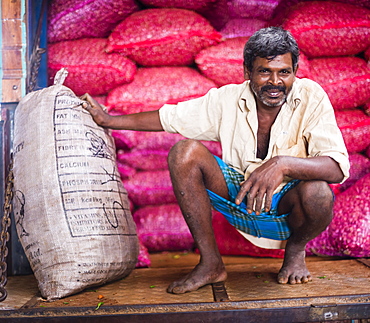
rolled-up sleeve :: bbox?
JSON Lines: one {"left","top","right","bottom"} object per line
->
{"left": 159, "top": 89, "right": 221, "bottom": 141}
{"left": 304, "top": 87, "right": 350, "bottom": 183}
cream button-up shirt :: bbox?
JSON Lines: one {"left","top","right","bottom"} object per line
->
{"left": 160, "top": 78, "right": 351, "bottom": 249}
{"left": 159, "top": 78, "right": 349, "bottom": 189}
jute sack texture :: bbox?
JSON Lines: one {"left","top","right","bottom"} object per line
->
{"left": 12, "top": 70, "right": 139, "bottom": 300}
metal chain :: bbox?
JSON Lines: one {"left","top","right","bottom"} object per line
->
{"left": 0, "top": 154, "right": 14, "bottom": 302}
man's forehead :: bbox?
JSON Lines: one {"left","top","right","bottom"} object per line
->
{"left": 253, "top": 53, "right": 293, "bottom": 68}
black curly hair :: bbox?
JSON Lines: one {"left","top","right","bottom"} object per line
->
{"left": 243, "top": 26, "right": 300, "bottom": 72}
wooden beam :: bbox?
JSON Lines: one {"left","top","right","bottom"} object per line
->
{"left": 1, "top": 0, "right": 24, "bottom": 103}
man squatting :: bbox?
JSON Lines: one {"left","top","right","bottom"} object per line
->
{"left": 81, "top": 27, "right": 350, "bottom": 294}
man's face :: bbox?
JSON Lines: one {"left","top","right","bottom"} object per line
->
{"left": 245, "top": 53, "right": 297, "bottom": 108}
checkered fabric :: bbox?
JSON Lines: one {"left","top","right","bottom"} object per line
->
{"left": 207, "top": 156, "right": 300, "bottom": 240}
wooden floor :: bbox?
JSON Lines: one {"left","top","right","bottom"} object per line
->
{"left": 1, "top": 253, "right": 369, "bottom": 322}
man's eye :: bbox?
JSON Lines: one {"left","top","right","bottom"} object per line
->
{"left": 280, "top": 70, "right": 291, "bottom": 74}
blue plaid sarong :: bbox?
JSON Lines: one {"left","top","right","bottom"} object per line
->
{"left": 207, "top": 156, "right": 300, "bottom": 240}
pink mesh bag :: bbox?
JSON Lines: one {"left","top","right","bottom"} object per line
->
{"left": 227, "top": 0, "right": 281, "bottom": 20}
{"left": 335, "top": 108, "right": 370, "bottom": 154}
{"left": 112, "top": 130, "right": 222, "bottom": 156}
{"left": 134, "top": 204, "right": 194, "bottom": 252}
{"left": 112, "top": 130, "right": 185, "bottom": 151}
{"left": 123, "top": 170, "right": 177, "bottom": 207}
{"left": 220, "top": 18, "right": 268, "bottom": 39}
{"left": 307, "top": 173, "right": 370, "bottom": 258}
{"left": 329, "top": 153, "right": 370, "bottom": 195}
{"left": 116, "top": 160, "right": 137, "bottom": 180}
{"left": 201, "top": 0, "right": 230, "bottom": 31}
{"left": 106, "top": 67, "right": 216, "bottom": 114}
{"left": 309, "top": 56, "right": 370, "bottom": 110}
{"left": 296, "top": 52, "right": 312, "bottom": 79}
{"left": 137, "top": 0, "right": 217, "bottom": 11}
{"left": 365, "top": 47, "right": 370, "bottom": 62}
{"left": 196, "top": 37, "right": 248, "bottom": 86}
{"left": 106, "top": 8, "right": 222, "bottom": 66}
{"left": 48, "top": 38, "right": 137, "bottom": 96}
{"left": 135, "top": 238, "right": 151, "bottom": 268}
{"left": 282, "top": 1, "right": 370, "bottom": 58}
{"left": 48, "top": 0, "right": 139, "bottom": 43}
{"left": 118, "top": 149, "right": 169, "bottom": 171}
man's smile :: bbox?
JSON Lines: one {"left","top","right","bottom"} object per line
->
{"left": 262, "top": 85, "right": 286, "bottom": 96}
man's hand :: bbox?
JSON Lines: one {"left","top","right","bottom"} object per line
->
{"left": 235, "top": 156, "right": 285, "bottom": 215}
{"left": 80, "top": 93, "right": 111, "bottom": 127}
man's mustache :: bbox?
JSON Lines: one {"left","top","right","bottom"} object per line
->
{"left": 261, "top": 85, "right": 286, "bottom": 93}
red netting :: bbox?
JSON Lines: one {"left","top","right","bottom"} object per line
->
{"left": 116, "top": 160, "right": 137, "bottom": 180}
{"left": 47, "top": 0, "right": 139, "bottom": 43}
{"left": 335, "top": 108, "right": 370, "bottom": 153}
{"left": 123, "top": 170, "right": 177, "bottom": 206}
{"left": 112, "top": 130, "right": 185, "bottom": 151}
{"left": 330, "top": 153, "right": 370, "bottom": 195}
{"left": 307, "top": 173, "right": 370, "bottom": 258}
{"left": 138, "top": 0, "right": 217, "bottom": 11}
{"left": 196, "top": 37, "right": 249, "bottom": 86}
{"left": 112, "top": 130, "right": 222, "bottom": 156}
{"left": 106, "top": 67, "right": 216, "bottom": 113}
{"left": 48, "top": 38, "right": 137, "bottom": 96}
{"left": 201, "top": 0, "right": 230, "bottom": 30}
{"left": 135, "top": 237, "right": 152, "bottom": 268}
{"left": 134, "top": 204, "right": 194, "bottom": 252}
{"left": 282, "top": 1, "right": 370, "bottom": 58}
{"left": 107, "top": 8, "right": 222, "bottom": 66}
{"left": 227, "top": 0, "right": 282, "bottom": 20}
{"left": 365, "top": 46, "right": 370, "bottom": 62}
{"left": 118, "top": 149, "right": 169, "bottom": 171}
{"left": 309, "top": 56, "right": 370, "bottom": 110}
{"left": 220, "top": 18, "right": 268, "bottom": 39}
{"left": 296, "top": 52, "right": 312, "bottom": 79}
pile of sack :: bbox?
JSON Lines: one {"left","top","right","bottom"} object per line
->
{"left": 47, "top": 0, "right": 370, "bottom": 260}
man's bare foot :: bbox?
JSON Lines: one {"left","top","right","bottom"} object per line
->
{"left": 167, "top": 262, "right": 227, "bottom": 294}
{"left": 277, "top": 249, "right": 312, "bottom": 284}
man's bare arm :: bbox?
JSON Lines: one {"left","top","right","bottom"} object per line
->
{"left": 80, "top": 93, "right": 164, "bottom": 131}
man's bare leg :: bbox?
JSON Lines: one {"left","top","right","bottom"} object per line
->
{"left": 166, "top": 140, "right": 229, "bottom": 294}
{"left": 277, "top": 180, "right": 334, "bottom": 284}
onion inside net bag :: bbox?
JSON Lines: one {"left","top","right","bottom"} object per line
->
{"left": 12, "top": 69, "right": 139, "bottom": 300}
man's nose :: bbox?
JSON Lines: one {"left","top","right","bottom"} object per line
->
{"left": 268, "top": 72, "right": 281, "bottom": 85}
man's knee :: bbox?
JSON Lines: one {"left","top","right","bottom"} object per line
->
{"left": 284, "top": 180, "right": 334, "bottom": 241}
{"left": 300, "top": 180, "right": 333, "bottom": 204}
{"left": 168, "top": 139, "right": 207, "bottom": 166}
{"left": 297, "top": 180, "right": 334, "bottom": 222}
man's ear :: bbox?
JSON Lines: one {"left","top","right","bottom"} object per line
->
{"left": 244, "top": 65, "right": 251, "bottom": 80}
{"left": 294, "top": 64, "right": 299, "bottom": 75}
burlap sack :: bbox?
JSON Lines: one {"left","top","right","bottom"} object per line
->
{"left": 12, "top": 69, "right": 139, "bottom": 300}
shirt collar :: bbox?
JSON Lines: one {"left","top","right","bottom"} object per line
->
{"left": 239, "top": 79, "right": 302, "bottom": 112}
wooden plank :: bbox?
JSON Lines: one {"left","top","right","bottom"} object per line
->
{"left": 1, "top": 0, "right": 21, "bottom": 19}
{"left": 1, "top": 14, "right": 22, "bottom": 47}
{"left": 2, "top": 79, "right": 22, "bottom": 102}
{"left": 1, "top": 0, "right": 24, "bottom": 103}
{"left": 2, "top": 49, "right": 22, "bottom": 78}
